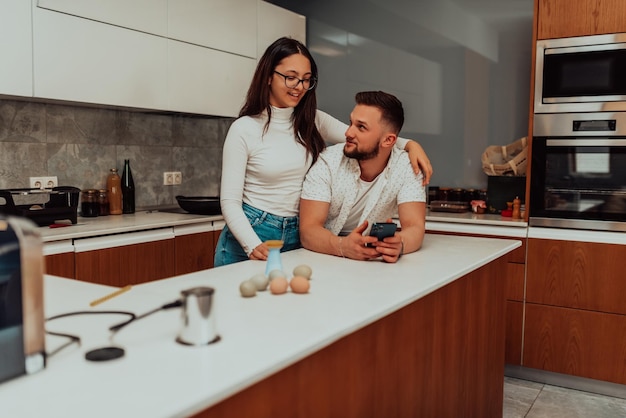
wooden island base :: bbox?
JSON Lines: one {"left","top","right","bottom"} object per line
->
{"left": 195, "top": 256, "right": 507, "bottom": 418}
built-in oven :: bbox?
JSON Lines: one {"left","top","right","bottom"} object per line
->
{"left": 535, "top": 32, "right": 626, "bottom": 114}
{"left": 530, "top": 112, "right": 626, "bottom": 232}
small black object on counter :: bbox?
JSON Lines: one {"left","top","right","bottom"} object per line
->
{"left": 0, "top": 186, "right": 80, "bottom": 226}
{"left": 175, "top": 196, "right": 221, "bottom": 215}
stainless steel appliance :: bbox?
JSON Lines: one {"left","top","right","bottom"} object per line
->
{"left": 530, "top": 112, "right": 626, "bottom": 232}
{"left": 535, "top": 32, "right": 626, "bottom": 114}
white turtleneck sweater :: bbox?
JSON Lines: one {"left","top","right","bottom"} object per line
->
{"left": 220, "top": 107, "right": 409, "bottom": 255}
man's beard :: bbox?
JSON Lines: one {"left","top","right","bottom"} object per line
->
{"left": 343, "top": 142, "right": 379, "bottom": 161}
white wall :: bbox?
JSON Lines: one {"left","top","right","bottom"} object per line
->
{"left": 271, "top": 0, "right": 532, "bottom": 189}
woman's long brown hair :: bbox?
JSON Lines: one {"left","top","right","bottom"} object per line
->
{"left": 239, "top": 37, "right": 325, "bottom": 164}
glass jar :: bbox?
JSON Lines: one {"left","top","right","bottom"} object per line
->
{"left": 81, "top": 189, "right": 99, "bottom": 217}
{"left": 98, "top": 189, "right": 109, "bottom": 216}
{"left": 438, "top": 187, "right": 451, "bottom": 201}
{"left": 107, "top": 168, "right": 123, "bottom": 215}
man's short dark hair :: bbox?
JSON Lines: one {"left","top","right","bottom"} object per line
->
{"left": 355, "top": 91, "right": 404, "bottom": 134}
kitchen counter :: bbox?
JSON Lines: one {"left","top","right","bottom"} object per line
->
{"left": 2, "top": 233, "right": 519, "bottom": 417}
{"left": 426, "top": 210, "right": 527, "bottom": 237}
{"left": 40, "top": 210, "right": 224, "bottom": 243}
{"left": 39, "top": 208, "right": 526, "bottom": 244}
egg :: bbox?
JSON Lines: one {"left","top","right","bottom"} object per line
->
{"left": 292, "top": 264, "right": 313, "bottom": 280}
{"left": 268, "top": 269, "right": 287, "bottom": 280}
{"left": 250, "top": 273, "right": 269, "bottom": 291}
{"left": 290, "top": 276, "right": 310, "bottom": 294}
{"left": 239, "top": 280, "right": 257, "bottom": 297}
{"left": 269, "top": 277, "right": 289, "bottom": 294}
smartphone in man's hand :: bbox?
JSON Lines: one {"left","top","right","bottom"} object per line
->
{"left": 366, "top": 222, "right": 397, "bottom": 247}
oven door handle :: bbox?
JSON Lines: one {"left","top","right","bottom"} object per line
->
{"left": 546, "top": 139, "right": 626, "bottom": 146}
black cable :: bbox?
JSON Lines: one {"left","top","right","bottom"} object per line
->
{"left": 109, "top": 299, "right": 182, "bottom": 333}
{"left": 45, "top": 310, "right": 136, "bottom": 359}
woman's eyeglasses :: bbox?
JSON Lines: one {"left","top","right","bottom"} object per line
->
{"left": 274, "top": 71, "right": 316, "bottom": 91}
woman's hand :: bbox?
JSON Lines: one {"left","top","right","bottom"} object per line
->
{"left": 405, "top": 140, "right": 433, "bottom": 185}
{"left": 249, "top": 243, "right": 269, "bottom": 261}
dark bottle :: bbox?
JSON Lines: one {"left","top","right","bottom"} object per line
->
{"left": 121, "top": 159, "right": 135, "bottom": 214}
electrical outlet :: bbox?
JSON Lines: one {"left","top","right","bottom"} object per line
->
{"left": 163, "top": 172, "right": 174, "bottom": 186}
{"left": 30, "top": 176, "right": 58, "bottom": 189}
{"left": 172, "top": 171, "right": 182, "bottom": 185}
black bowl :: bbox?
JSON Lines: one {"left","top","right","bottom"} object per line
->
{"left": 175, "top": 196, "right": 221, "bottom": 215}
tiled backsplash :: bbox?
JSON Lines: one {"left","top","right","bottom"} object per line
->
{"left": 0, "top": 99, "right": 234, "bottom": 208}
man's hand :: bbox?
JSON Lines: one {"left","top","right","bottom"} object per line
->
{"left": 370, "top": 234, "right": 403, "bottom": 263}
{"left": 339, "top": 221, "right": 380, "bottom": 260}
{"left": 339, "top": 221, "right": 400, "bottom": 262}
{"left": 367, "top": 217, "right": 403, "bottom": 263}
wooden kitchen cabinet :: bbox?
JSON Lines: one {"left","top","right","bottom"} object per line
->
{"left": 526, "top": 239, "right": 626, "bottom": 314}
{"left": 537, "top": 0, "right": 626, "bottom": 39}
{"left": 43, "top": 240, "right": 75, "bottom": 279}
{"left": 524, "top": 238, "right": 626, "bottom": 384}
{"left": 74, "top": 229, "right": 175, "bottom": 287}
{"left": 45, "top": 253, "right": 75, "bottom": 279}
{"left": 524, "top": 303, "right": 626, "bottom": 385}
{"left": 76, "top": 240, "right": 175, "bottom": 287}
{"left": 0, "top": 0, "right": 32, "bottom": 97}
{"left": 174, "top": 224, "right": 221, "bottom": 275}
{"left": 426, "top": 230, "right": 526, "bottom": 366}
{"left": 45, "top": 222, "right": 222, "bottom": 285}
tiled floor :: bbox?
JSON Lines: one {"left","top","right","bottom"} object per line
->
{"left": 504, "top": 377, "right": 626, "bottom": 417}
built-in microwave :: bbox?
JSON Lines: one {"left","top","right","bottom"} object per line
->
{"left": 530, "top": 113, "right": 626, "bottom": 232}
{"left": 535, "top": 32, "right": 626, "bottom": 114}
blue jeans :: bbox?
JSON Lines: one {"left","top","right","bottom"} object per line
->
{"left": 214, "top": 203, "right": 301, "bottom": 267}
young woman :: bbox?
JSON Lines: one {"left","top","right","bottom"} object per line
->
{"left": 215, "top": 37, "right": 432, "bottom": 267}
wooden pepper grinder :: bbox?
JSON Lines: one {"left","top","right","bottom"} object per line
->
{"left": 512, "top": 196, "right": 521, "bottom": 219}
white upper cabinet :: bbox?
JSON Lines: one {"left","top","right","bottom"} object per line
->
{"left": 257, "top": 0, "right": 306, "bottom": 58}
{"left": 37, "top": 0, "right": 168, "bottom": 37}
{"left": 0, "top": 0, "right": 33, "bottom": 97}
{"left": 168, "top": 0, "right": 257, "bottom": 59}
{"left": 168, "top": 40, "right": 256, "bottom": 117}
{"left": 33, "top": 5, "right": 168, "bottom": 110}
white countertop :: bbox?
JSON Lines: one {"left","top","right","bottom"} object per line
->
{"left": 39, "top": 209, "right": 526, "bottom": 244}
{"left": 2, "top": 233, "right": 520, "bottom": 418}
{"left": 40, "top": 211, "right": 224, "bottom": 243}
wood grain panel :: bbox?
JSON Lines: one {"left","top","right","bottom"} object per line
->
{"left": 45, "top": 253, "right": 75, "bottom": 279}
{"left": 175, "top": 231, "right": 215, "bottom": 275}
{"left": 506, "top": 301, "right": 523, "bottom": 365}
{"left": 75, "top": 247, "right": 120, "bottom": 286}
{"left": 120, "top": 239, "right": 175, "bottom": 285}
{"left": 192, "top": 257, "right": 508, "bottom": 418}
{"left": 506, "top": 262, "right": 525, "bottom": 301}
{"left": 538, "top": 0, "right": 626, "bottom": 39}
{"left": 524, "top": 303, "right": 626, "bottom": 384}
{"left": 75, "top": 240, "right": 175, "bottom": 286}
{"left": 526, "top": 238, "right": 626, "bottom": 314}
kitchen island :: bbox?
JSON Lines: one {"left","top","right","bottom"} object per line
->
{"left": 2, "top": 233, "right": 519, "bottom": 417}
